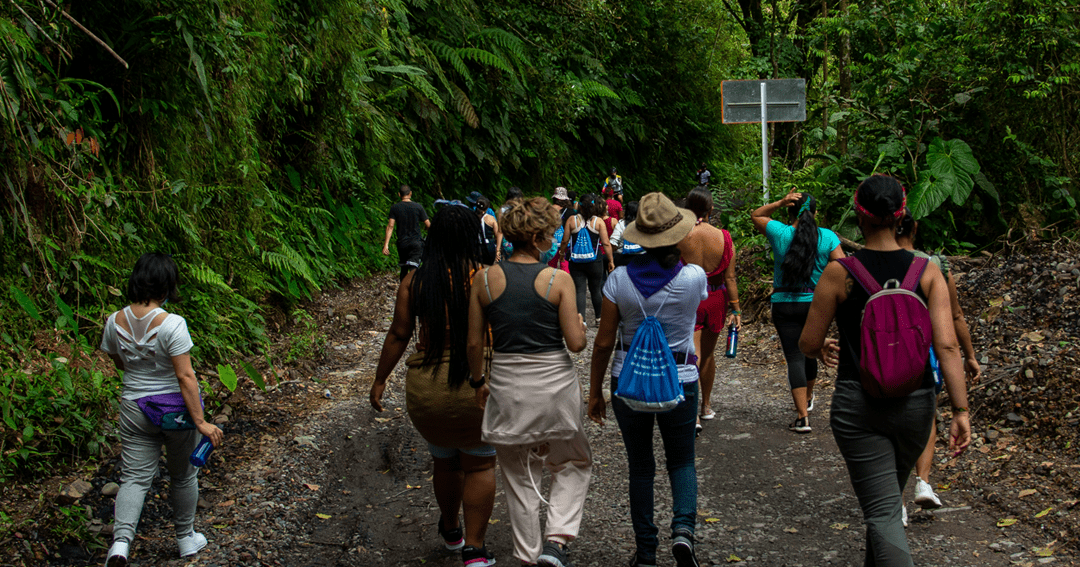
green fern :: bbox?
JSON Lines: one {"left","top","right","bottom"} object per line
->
{"left": 261, "top": 243, "right": 318, "bottom": 289}
{"left": 409, "top": 74, "right": 447, "bottom": 111}
{"left": 476, "top": 28, "right": 529, "bottom": 66}
{"left": 578, "top": 80, "right": 621, "bottom": 100}
{"left": 188, "top": 264, "right": 232, "bottom": 293}
{"left": 426, "top": 40, "right": 473, "bottom": 86}
{"left": 458, "top": 48, "right": 513, "bottom": 74}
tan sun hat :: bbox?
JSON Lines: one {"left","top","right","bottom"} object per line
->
{"left": 552, "top": 186, "right": 569, "bottom": 201}
{"left": 622, "top": 192, "right": 696, "bottom": 248}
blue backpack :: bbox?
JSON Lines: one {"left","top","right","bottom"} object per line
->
{"left": 622, "top": 239, "right": 643, "bottom": 255}
{"left": 615, "top": 287, "right": 684, "bottom": 412}
{"left": 570, "top": 216, "right": 600, "bottom": 263}
{"left": 546, "top": 225, "right": 564, "bottom": 260}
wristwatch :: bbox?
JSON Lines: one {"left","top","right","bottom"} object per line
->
{"left": 469, "top": 373, "right": 487, "bottom": 389}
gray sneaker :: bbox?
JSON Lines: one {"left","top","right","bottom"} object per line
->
{"left": 671, "top": 530, "right": 699, "bottom": 567}
{"left": 537, "top": 541, "right": 572, "bottom": 567}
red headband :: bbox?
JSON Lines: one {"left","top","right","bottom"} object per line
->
{"left": 853, "top": 186, "right": 907, "bottom": 221}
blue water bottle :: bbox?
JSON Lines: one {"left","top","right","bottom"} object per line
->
{"left": 190, "top": 436, "right": 215, "bottom": 467}
{"left": 725, "top": 324, "right": 738, "bottom": 358}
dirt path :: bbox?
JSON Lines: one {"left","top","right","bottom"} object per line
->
{"left": 30, "top": 265, "right": 1076, "bottom": 567}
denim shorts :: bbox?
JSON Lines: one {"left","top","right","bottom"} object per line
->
{"left": 428, "top": 443, "right": 497, "bottom": 459}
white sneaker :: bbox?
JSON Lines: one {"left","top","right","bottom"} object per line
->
{"left": 914, "top": 478, "right": 943, "bottom": 509}
{"left": 177, "top": 532, "right": 207, "bottom": 557}
{"left": 901, "top": 504, "right": 908, "bottom": 528}
{"left": 806, "top": 394, "right": 815, "bottom": 413}
{"left": 105, "top": 541, "right": 128, "bottom": 566}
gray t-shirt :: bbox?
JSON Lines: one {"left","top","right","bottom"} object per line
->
{"left": 100, "top": 307, "right": 194, "bottom": 400}
{"left": 603, "top": 263, "right": 708, "bottom": 383}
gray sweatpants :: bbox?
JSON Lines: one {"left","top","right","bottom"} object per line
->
{"left": 113, "top": 398, "right": 200, "bottom": 544}
{"left": 830, "top": 381, "right": 935, "bottom": 567}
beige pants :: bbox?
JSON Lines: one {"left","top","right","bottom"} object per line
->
{"left": 494, "top": 428, "right": 592, "bottom": 563}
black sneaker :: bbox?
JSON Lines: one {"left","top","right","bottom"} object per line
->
{"left": 671, "top": 530, "right": 699, "bottom": 567}
{"left": 461, "top": 545, "right": 496, "bottom": 567}
{"left": 789, "top": 416, "right": 811, "bottom": 433}
{"left": 438, "top": 516, "right": 464, "bottom": 551}
{"left": 537, "top": 541, "right": 573, "bottom": 567}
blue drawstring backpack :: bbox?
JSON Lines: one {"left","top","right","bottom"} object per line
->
{"left": 615, "top": 286, "right": 684, "bottom": 412}
{"left": 570, "top": 217, "right": 600, "bottom": 263}
{"left": 622, "top": 239, "right": 644, "bottom": 255}
{"left": 547, "top": 225, "right": 564, "bottom": 260}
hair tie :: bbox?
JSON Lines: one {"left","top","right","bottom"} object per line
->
{"left": 798, "top": 200, "right": 812, "bottom": 215}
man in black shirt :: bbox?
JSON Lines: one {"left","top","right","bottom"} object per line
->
{"left": 383, "top": 185, "right": 430, "bottom": 280}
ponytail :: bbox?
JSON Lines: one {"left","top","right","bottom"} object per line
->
{"left": 779, "top": 194, "right": 819, "bottom": 286}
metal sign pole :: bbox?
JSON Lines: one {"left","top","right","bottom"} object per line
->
{"left": 760, "top": 82, "right": 769, "bottom": 204}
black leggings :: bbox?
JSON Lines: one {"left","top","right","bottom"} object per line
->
{"left": 771, "top": 301, "right": 818, "bottom": 390}
{"left": 569, "top": 259, "right": 605, "bottom": 318}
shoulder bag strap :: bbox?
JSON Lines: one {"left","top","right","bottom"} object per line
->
{"left": 901, "top": 256, "right": 930, "bottom": 291}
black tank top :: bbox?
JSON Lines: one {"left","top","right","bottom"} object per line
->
{"left": 484, "top": 262, "right": 564, "bottom": 354}
{"left": 836, "top": 249, "right": 933, "bottom": 388}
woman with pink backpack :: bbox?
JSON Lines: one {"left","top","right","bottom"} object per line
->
{"left": 799, "top": 174, "right": 971, "bottom": 566}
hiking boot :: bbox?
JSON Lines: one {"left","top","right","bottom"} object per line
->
{"left": 789, "top": 416, "right": 811, "bottom": 433}
{"left": 537, "top": 541, "right": 572, "bottom": 567}
{"left": 176, "top": 532, "right": 207, "bottom": 557}
{"left": 671, "top": 530, "right": 699, "bottom": 567}
{"left": 914, "top": 478, "right": 942, "bottom": 509}
{"left": 438, "top": 516, "right": 465, "bottom": 551}
{"left": 461, "top": 545, "right": 496, "bottom": 567}
{"left": 105, "top": 541, "right": 128, "bottom": 566}
{"left": 629, "top": 551, "right": 658, "bottom": 567}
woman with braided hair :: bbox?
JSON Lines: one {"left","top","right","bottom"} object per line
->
{"left": 752, "top": 190, "right": 843, "bottom": 433}
{"left": 370, "top": 203, "right": 498, "bottom": 567}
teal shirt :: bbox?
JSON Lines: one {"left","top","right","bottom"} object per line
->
{"left": 765, "top": 220, "right": 841, "bottom": 303}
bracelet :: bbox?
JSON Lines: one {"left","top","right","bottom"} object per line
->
{"left": 469, "top": 374, "right": 487, "bottom": 389}
{"left": 952, "top": 406, "right": 969, "bottom": 413}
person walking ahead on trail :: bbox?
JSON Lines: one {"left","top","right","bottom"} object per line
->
{"left": 101, "top": 253, "right": 224, "bottom": 566}
{"left": 588, "top": 192, "right": 707, "bottom": 567}
{"left": 468, "top": 197, "right": 592, "bottom": 567}
{"left": 800, "top": 174, "right": 971, "bottom": 567}
{"left": 895, "top": 207, "right": 981, "bottom": 514}
{"left": 384, "top": 185, "right": 431, "bottom": 281}
{"left": 604, "top": 167, "right": 624, "bottom": 203}
{"left": 468, "top": 192, "right": 504, "bottom": 265}
{"left": 558, "top": 193, "right": 615, "bottom": 325}
{"left": 752, "top": 190, "right": 843, "bottom": 433}
{"left": 681, "top": 186, "right": 740, "bottom": 432}
{"left": 370, "top": 205, "right": 498, "bottom": 567}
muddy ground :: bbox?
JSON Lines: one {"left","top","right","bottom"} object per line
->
{"left": 5, "top": 238, "right": 1080, "bottom": 566}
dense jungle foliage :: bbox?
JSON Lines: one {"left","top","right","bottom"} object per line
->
{"left": 0, "top": 0, "right": 1076, "bottom": 479}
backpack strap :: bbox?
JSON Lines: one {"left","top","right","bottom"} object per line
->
{"left": 836, "top": 256, "right": 882, "bottom": 295}
{"left": 483, "top": 266, "right": 494, "bottom": 303}
{"left": 544, "top": 267, "right": 558, "bottom": 300}
{"left": 900, "top": 256, "right": 929, "bottom": 291}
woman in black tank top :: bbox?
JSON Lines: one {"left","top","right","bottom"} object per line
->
{"left": 800, "top": 175, "right": 971, "bottom": 566}
{"left": 467, "top": 197, "right": 592, "bottom": 566}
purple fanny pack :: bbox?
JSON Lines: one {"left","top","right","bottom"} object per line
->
{"left": 136, "top": 393, "right": 201, "bottom": 430}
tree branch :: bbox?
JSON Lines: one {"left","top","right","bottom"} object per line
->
{"left": 40, "top": 0, "right": 129, "bottom": 69}
{"left": 9, "top": 0, "right": 72, "bottom": 59}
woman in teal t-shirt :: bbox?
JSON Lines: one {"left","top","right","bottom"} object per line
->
{"left": 752, "top": 191, "right": 843, "bottom": 433}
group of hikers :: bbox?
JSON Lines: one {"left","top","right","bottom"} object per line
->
{"left": 99, "top": 172, "right": 975, "bottom": 567}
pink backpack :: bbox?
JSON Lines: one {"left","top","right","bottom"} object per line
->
{"left": 838, "top": 256, "right": 932, "bottom": 398}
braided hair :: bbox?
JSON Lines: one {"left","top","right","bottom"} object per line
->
{"left": 410, "top": 204, "right": 483, "bottom": 388}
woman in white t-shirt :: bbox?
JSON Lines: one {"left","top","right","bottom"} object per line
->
{"left": 100, "top": 253, "right": 223, "bottom": 566}
{"left": 588, "top": 193, "right": 707, "bottom": 567}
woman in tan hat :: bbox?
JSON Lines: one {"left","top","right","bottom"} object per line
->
{"left": 587, "top": 192, "right": 707, "bottom": 567}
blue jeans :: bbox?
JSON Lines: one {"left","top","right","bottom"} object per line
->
{"left": 830, "top": 381, "right": 935, "bottom": 566}
{"left": 612, "top": 379, "right": 698, "bottom": 560}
